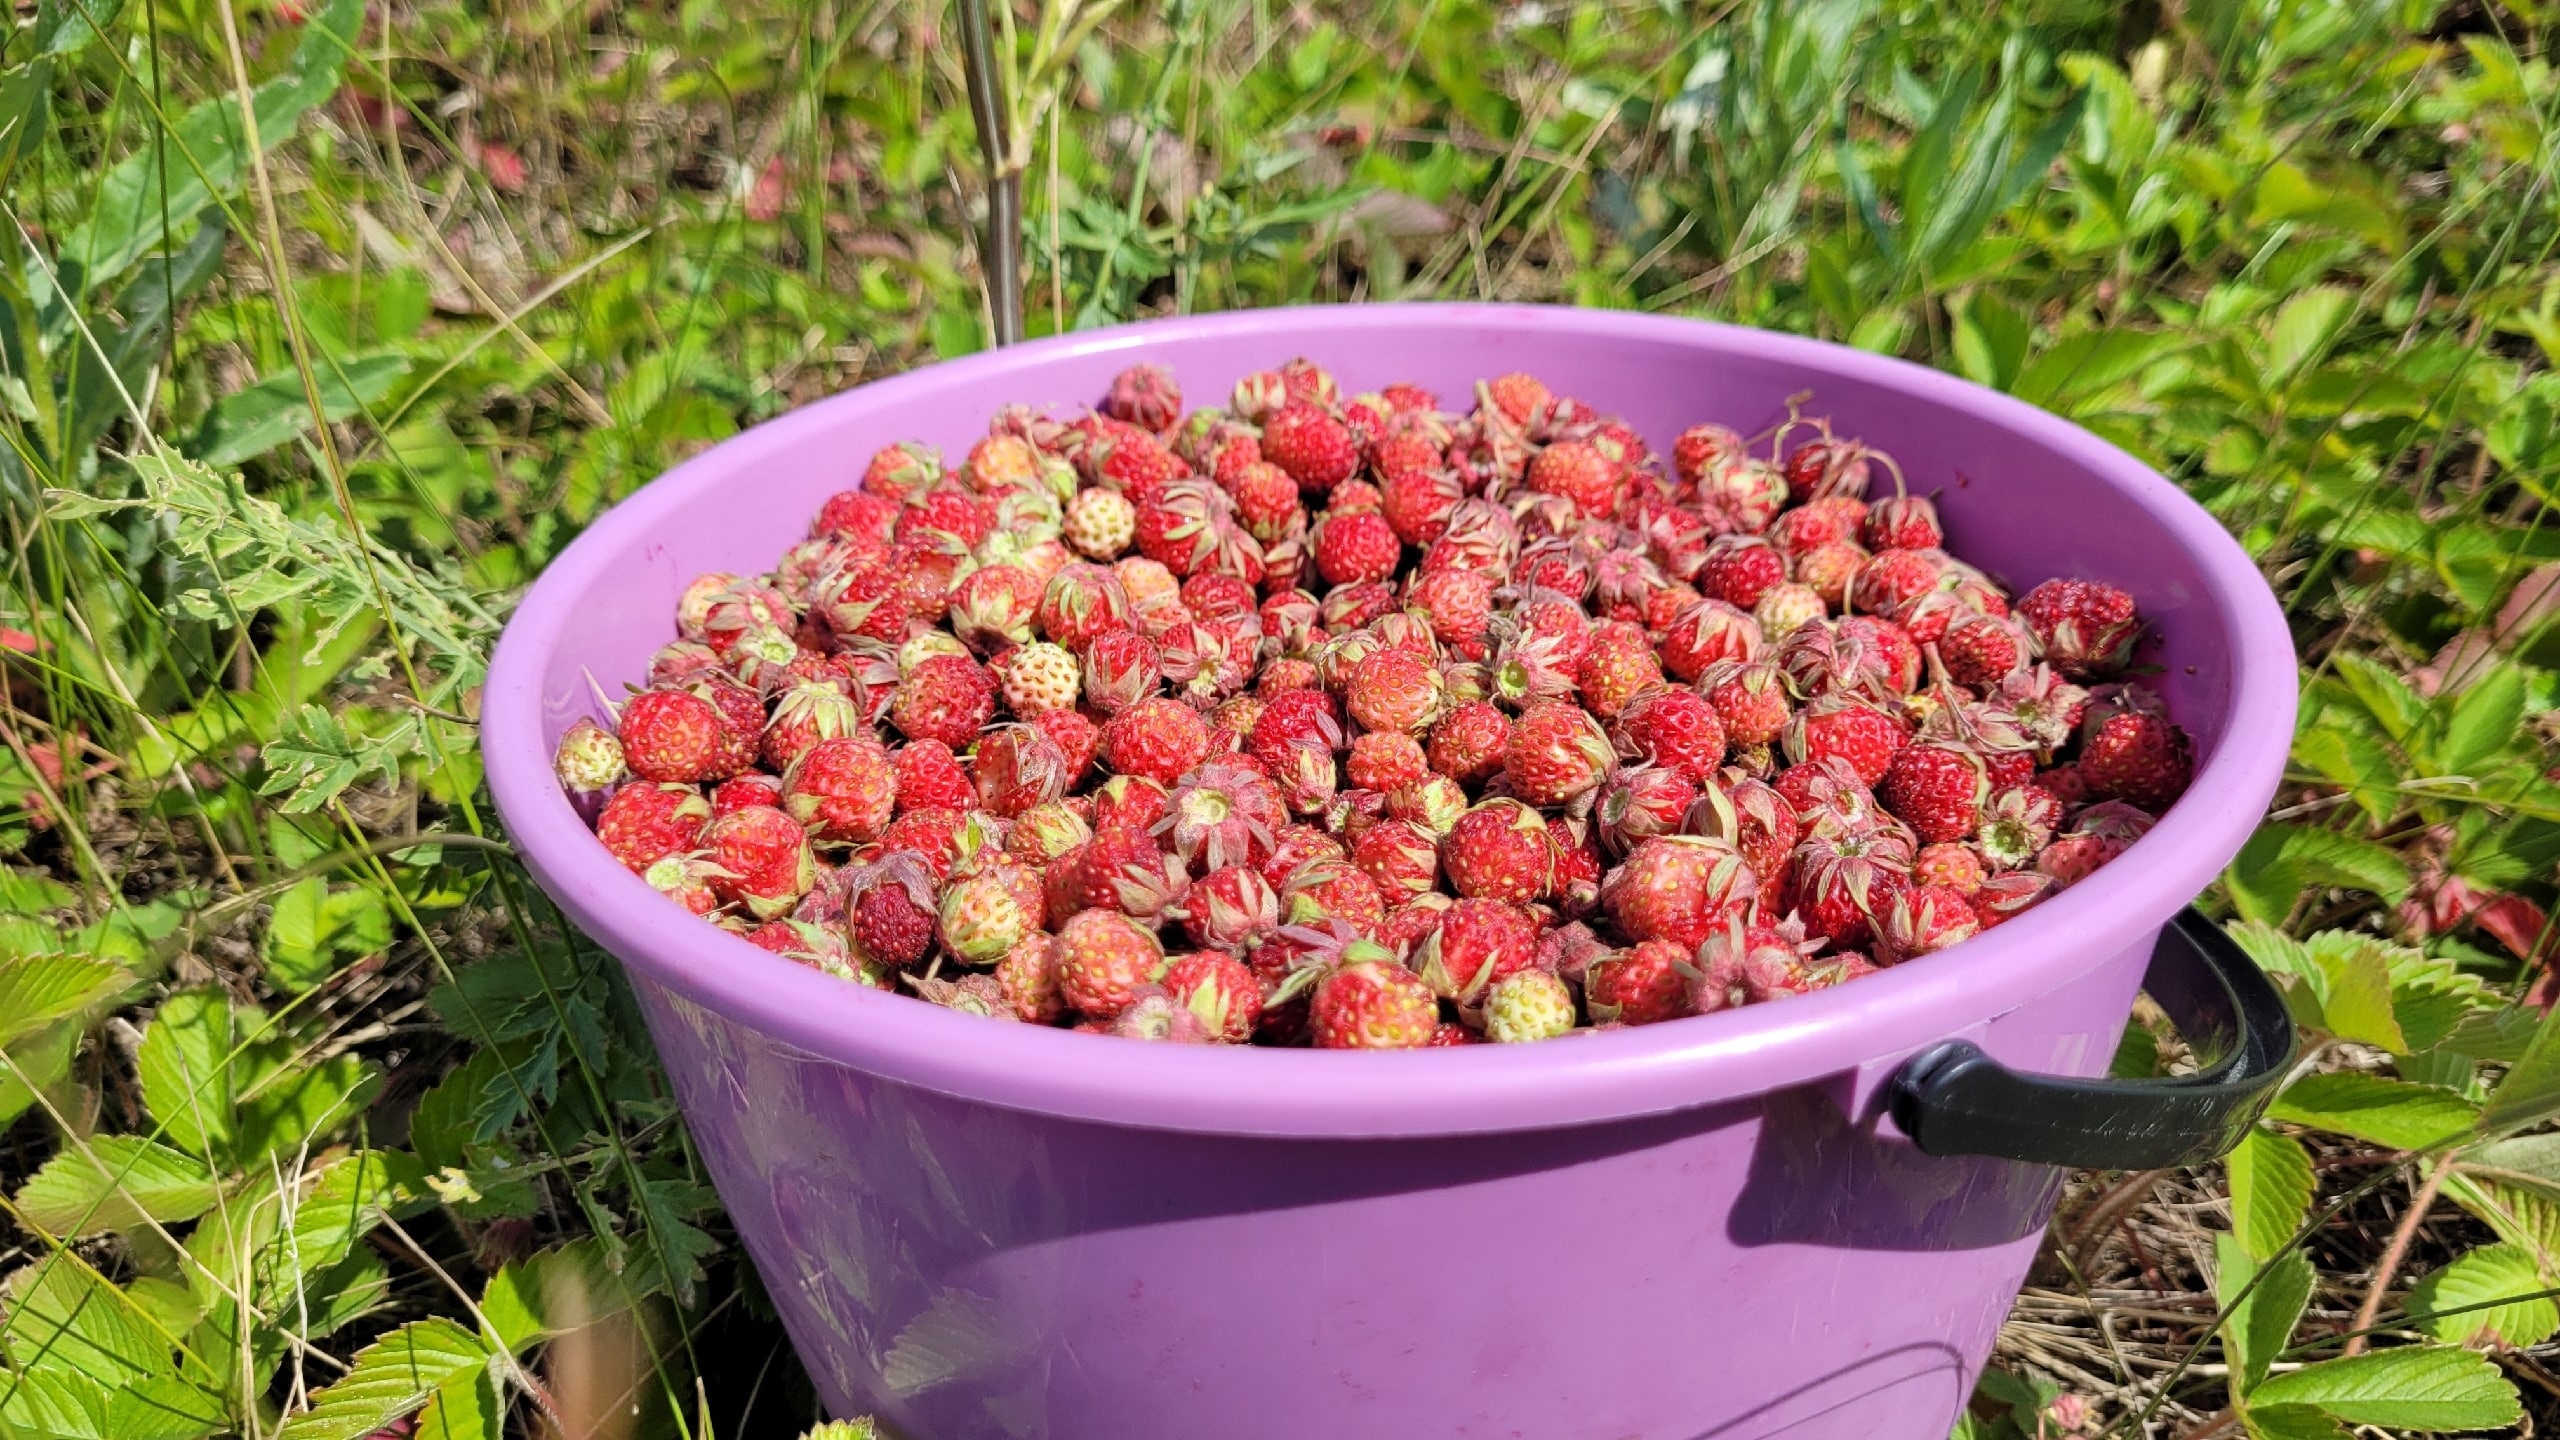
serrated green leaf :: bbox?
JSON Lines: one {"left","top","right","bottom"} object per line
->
{"left": 2410, "top": 1241, "right": 2559, "bottom": 1347}
{"left": 0, "top": 953, "right": 129, "bottom": 1048}
{"left": 2438, "top": 664, "right": 2528, "bottom": 781}
{"left": 0, "top": 1366, "right": 227, "bottom": 1440}
{"left": 2230, "top": 1127, "right": 2315, "bottom": 1263}
{"left": 412, "top": 1368, "right": 503, "bottom": 1440}
{"left": 2247, "top": 1344, "right": 2519, "bottom": 1429}
{"left": 2238, "top": 1403, "right": 2350, "bottom": 1440}
{"left": 2012, "top": 327, "right": 2189, "bottom": 408}
{"left": 2479, "top": 1006, "right": 2560, "bottom": 1139}
{"left": 2224, "top": 824, "right": 2409, "bottom": 924}
{"left": 2306, "top": 935, "right": 2404, "bottom": 1051}
{"left": 135, "top": 989, "right": 235, "bottom": 1162}
{"left": 478, "top": 1239, "right": 616, "bottom": 1354}
{"left": 1, "top": 1253, "right": 168, "bottom": 1381}
{"left": 2218, "top": 1234, "right": 2313, "bottom": 1395}
{"left": 233, "top": 1052, "right": 378, "bottom": 1163}
{"left": 2265, "top": 285, "right": 2356, "bottom": 385}
{"left": 276, "top": 1318, "right": 496, "bottom": 1440}
{"left": 14, "top": 1135, "right": 219, "bottom": 1234}
{"left": 2332, "top": 652, "right": 2427, "bottom": 745}
{"left": 2269, "top": 1072, "right": 2480, "bottom": 1151}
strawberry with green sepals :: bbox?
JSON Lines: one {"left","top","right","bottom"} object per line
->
{"left": 1912, "top": 842, "right": 1987, "bottom": 895}
{"left": 939, "top": 869, "right": 1031, "bottom": 965}
{"left": 1787, "top": 826, "right": 1913, "bottom": 949}
{"left": 598, "top": 782, "right": 712, "bottom": 872}
{"left": 2078, "top": 706, "right": 2193, "bottom": 811}
{"left": 1595, "top": 764, "right": 1698, "bottom": 856}
{"left": 1878, "top": 744, "right": 1991, "bottom": 844}
{"left": 1974, "top": 784, "right": 2063, "bottom": 870}
{"left": 1440, "top": 798, "right": 1555, "bottom": 903}
{"left": 1173, "top": 863, "right": 1280, "bottom": 953}
{"left": 1344, "top": 647, "right": 1446, "bottom": 735}
{"left": 1101, "top": 697, "right": 1214, "bottom": 786}
{"left": 705, "top": 805, "right": 818, "bottom": 919}
{"left": 2016, "top": 579, "right": 2141, "bottom": 679}
{"left": 1604, "top": 835, "right": 1758, "bottom": 950}
{"left": 1056, "top": 908, "right": 1168, "bottom": 1019}
{"left": 1876, "top": 883, "right": 1981, "bottom": 963}
{"left": 1162, "top": 951, "right": 1263, "bottom": 1043}
{"left": 1684, "top": 770, "right": 1802, "bottom": 889}
{"left": 1503, "top": 701, "right": 1616, "bottom": 807}
{"left": 554, "top": 718, "right": 627, "bottom": 794}
{"left": 1411, "top": 897, "right": 1541, "bottom": 1006}
{"left": 620, "top": 687, "right": 748, "bottom": 784}
{"left": 845, "top": 849, "right": 940, "bottom": 969}
{"left": 1310, "top": 950, "right": 1440, "bottom": 1049}
{"left": 1782, "top": 694, "right": 1908, "bottom": 787}
{"left": 783, "top": 736, "right": 897, "bottom": 845}
{"left": 1156, "top": 757, "right": 1286, "bottom": 870}
{"left": 1657, "top": 599, "right": 1764, "bottom": 682}
{"left": 973, "top": 724, "right": 1072, "bottom": 817}
{"left": 1586, "top": 939, "right": 1692, "bottom": 1025}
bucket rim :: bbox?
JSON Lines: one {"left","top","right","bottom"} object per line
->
{"left": 484, "top": 301, "right": 2296, "bottom": 1138}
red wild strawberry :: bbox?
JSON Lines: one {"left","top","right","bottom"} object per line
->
{"left": 1784, "top": 696, "right": 1909, "bottom": 787}
{"left": 1699, "top": 659, "right": 1793, "bottom": 748}
{"left": 1974, "top": 784, "right": 2063, "bottom": 869}
{"left": 1524, "top": 438, "right": 1622, "bottom": 520}
{"left": 1036, "top": 563, "right": 1134, "bottom": 652}
{"left": 1879, "top": 744, "right": 1990, "bottom": 844}
{"left": 1074, "top": 825, "right": 1189, "bottom": 921}
{"left": 844, "top": 851, "right": 941, "bottom": 968}
{"left": 1353, "top": 819, "right": 1442, "bottom": 901}
{"left": 1773, "top": 755, "right": 1886, "bottom": 838}
{"left": 1377, "top": 441, "right": 1462, "bottom": 545}
{"left": 890, "top": 654, "right": 996, "bottom": 748}
{"left": 711, "top": 773, "right": 784, "bottom": 816}
{"left": 706, "top": 806, "right": 817, "bottom": 920}
{"left": 900, "top": 484, "right": 995, "bottom": 548}
{"left": 1259, "top": 823, "right": 1346, "bottom": 892}
{"left": 1862, "top": 492, "right": 1943, "bottom": 550}
{"left": 1586, "top": 939, "right": 1692, "bottom": 1026}
{"left": 2017, "top": 579, "right": 2141, "bottom": 679}
{"left": 1618, "top": 687, "right": 1728, "bottom": 783}
{"left": 758, "top": 680, "right": 863, "bottom": 771}
{"left": 997, "top": 933, "right": 1065, "bottom": 1022}
{"left": 1173, "top": 864, "right": 1280, "bottom": 954}
{"left": 973, "top": 724, "right": 1071, "bottom": 816}
{"left": 1427, "top": 702, "right": 1510, "bottom": 783}
{"left": 1157, "top": 758, "right": 1286, "bottom": 870}
{"left": 1575, "top": 621, "right": 1663, "bottom": 719}
{"left": 1406, "top": 567, "right": 1495, "bottom": 652}
{"left": 862, "top": 440, "right": 942, "bottom": 501}
{"left": 1345, "top": 647, "right": 1445, "bottom": 735}
{"left": 1941, "top": 614, "right": 2029, "bottom": 688}
{"left": 1081, "top": 627, "right": 1164, "bottom": 715}
{"left": 1230, "top": 461, "right": 1302, "bottom": 544}
{"left": 1768, "top": 495, "right": 1868, "bottom": 557}
{"left": 1346, "top": 731, "right": 1429, "bottom": 793}
{"left": 596, "top": 782, "right": 712, "bottom": 872}
{"left": 946, "top": 563, "right": 1040, "bottom": 652}
{"left": 2078, "top": 710, "right": 2194, "bottom": 811}
{"left": 1545, "top": 814, "right": 1604, "bottom": 916}
{"left": 1847, "top": 547, "right": 1942, "bottom": 618}
{"left": 620, "top": 688, "right": 747, "bottom": 784}
{"left": 1913, "top": 842, "right": 1987, "bottom": 895}
{"left": 1974, "top": 869, "right": 2058, "bottom": 928}
{"left": 1315, "top": 509, "right": 1401, "bottom": 587}
{"left": 1793, "top": 540, "right": 1869, "bottom": 608}
{"left": 1411, "top": 897, "right": 1540, "bottom": 1004}
{"left": 1685, "top": 771, "right": 1801, "bottom": 888}
{"left": 1700, "top": 535, "right": 1788, "bottom": 609}
{"left": 783, "top": 736, "right": 897, "bottom": 844}
{"left": 1101, "top": 697, "right": 1213, "bottom": 786}
{"left": 1102, "top": 361, "right": 1183, "bottom": 431}
{"left": 1162, "top": 951, "right": 1262, "bottom": 1043}
{"left": 1658, "top": 599, "right": 1764, "bottom": 682}
{"left": 1440, "top": 799, "right": 1554, "bottom": 903}
{"left": 1035, "top": 707, "right": 1101, "bottom": 787}
{"left": 1279, "top": 854, "right": 1387, "bottom": 934}
{"left": 1878, "top": 883, "right": 1983, "bottom": 963}
{"left": 1262, "top": 401, "right": 1360, "bottom": 491}
{"left": 1057, "top": 909, "right": 1168, "bottom": 1019}
{"left": 1310, "top": 953, "right": 1439, "bottom": 1049}
{"left": 1789, "top": 827, "right": 1914, "bottom": 949}
{"left": 1604, "top": 835, "right": 1757, "bottom": 950}
{"left": 1595, "top": 765, "right": 1699, "bottom": 855}
{"left": 1504, "top": 702, "right": 1616, "bottom": 807}
{"left": 644, "top": 852, "right": 727, "bottom": 918}
{"left": 1090, "top": 773, "right": 1174, "bottom": 840}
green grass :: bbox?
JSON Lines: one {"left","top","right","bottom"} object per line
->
{"left": 2, "top": 0, "right": 2559, "bottom": 1435}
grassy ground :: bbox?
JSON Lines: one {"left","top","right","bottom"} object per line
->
{"left": 3, "top": 0, "right": 2559, "bottom": 1436}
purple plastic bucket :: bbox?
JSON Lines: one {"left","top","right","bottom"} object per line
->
{"left": 483, "top": 304, "right": 2295, "bottom": 1440}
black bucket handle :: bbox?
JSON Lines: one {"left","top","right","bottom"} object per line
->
{"left": 1888, "top": 907, "right": 2297, "bottom": 1170}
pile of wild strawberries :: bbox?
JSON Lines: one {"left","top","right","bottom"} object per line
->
{"left": 554, "top": 358, "right": 2195, "bottom": 1048}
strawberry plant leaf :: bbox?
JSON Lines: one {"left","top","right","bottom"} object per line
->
{"left": 2268, "top": 1072, "right": 2480, "bottom": 1151}
{"left": 2330, "top": 651, "right": 2426, "bottom": 746}
{"left": 2236, "top": 1403, "right": 2351, "bottom": 1440}
{"left": 412, "top": 1368, "right": 504, "bottom": 1440}
{"left": 2246, "top": 1344, "right": 2520, "bottom": 1430}
{"left": 0, "top": 952, "right": 130, "bottom": 1049}
{"left": 275, "top": 1317, "right": 497, "bottom": 1440}
{"left": 2264, "top": 285, "right": 2356, "bottom": 387}
{"left": 2217, "top": 1233, "right": 2313, "bottom": 1395}
{"left": 2409, "top": 1241, "right": 2558, "bottom": 1348}
{"left": 2477, "top": 1005, "right": 2560, "bottom": 1139}
{"left": 2434, "top": 663, "right": 2527, "bottom": 780}
{"left": 2224, "top": 824, "right": 2409, "bottom": 925}
{"left": 2229, "top": 1127, "right": 2315, "bottom": 1264}
{"left": 1, "top": 1253, "right": 168, "bottom": 1381}
{"left": 14, "top": 1134, "right": 219, "bottom": 1234}
{"left": 2303, "top": 935, "right": 2404, "bottom": 1051}
{"left": 134, "top": 988, "right": 234, "bottom": 1162}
